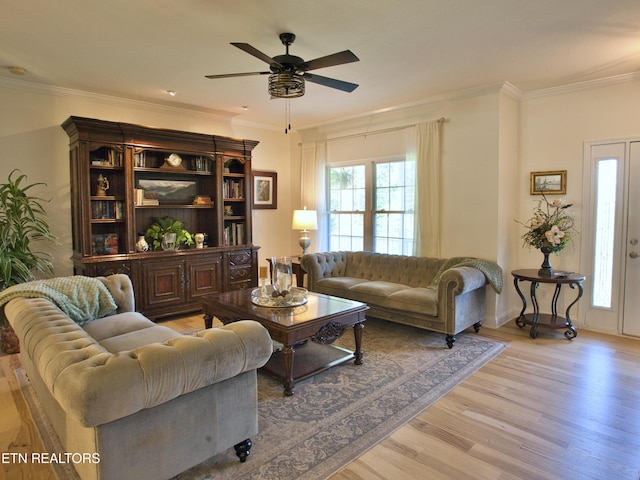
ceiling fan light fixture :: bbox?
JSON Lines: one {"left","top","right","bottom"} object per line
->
{"left": 268, "top": 73, "right": 305, "bottom": 98}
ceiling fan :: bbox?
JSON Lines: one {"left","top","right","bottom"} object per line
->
{"left": 205, "top": 33, "right": 359, "bottom": 98}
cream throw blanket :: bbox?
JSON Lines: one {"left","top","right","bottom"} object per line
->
{"left": 429, "top": 257, "right": 504, "bottom": 293}
{"left": 0, "top": 276, "right": 117, "bottom": 325}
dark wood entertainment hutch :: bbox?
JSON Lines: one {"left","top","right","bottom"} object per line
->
{"left": 62, "top": 116, "right": 260, "bottom": 320}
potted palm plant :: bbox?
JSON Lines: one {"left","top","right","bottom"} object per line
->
{"left": 0, "top": 169, "right": 57, "bottom": 353}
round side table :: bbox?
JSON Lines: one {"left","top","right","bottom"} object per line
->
{"left": 511, "top": 269, "right": 586, "bottom": 340}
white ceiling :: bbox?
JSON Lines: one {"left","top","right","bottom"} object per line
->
{"left": 1, "top": 0, "right": 639, "bottom": 129}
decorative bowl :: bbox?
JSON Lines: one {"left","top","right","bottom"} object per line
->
{"left": 251, "top": 285, "right": 308, "bottom": 307}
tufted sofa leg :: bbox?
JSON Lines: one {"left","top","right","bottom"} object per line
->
{"left": 473, "top": 322, "right": 482, "bottom": 333}
{"left": 445, "top": 334, "right": 455, "bottom": 349}
{"left": 234, "top": 439, "right": 252, "bottom": 463}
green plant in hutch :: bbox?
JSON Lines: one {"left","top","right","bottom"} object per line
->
{"left": 145, "top": 216, "right": 194, "bottom": 251}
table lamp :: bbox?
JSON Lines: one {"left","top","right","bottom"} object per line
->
{"left": 292, "top": 207, "right": 318, "bottom": 254}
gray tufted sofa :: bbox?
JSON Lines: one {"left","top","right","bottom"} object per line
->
{"left": 301, "top": 251, "right": 502, "bottom": 348}
{"left": 3, "top": 274, "right": 272, "bottom": 480}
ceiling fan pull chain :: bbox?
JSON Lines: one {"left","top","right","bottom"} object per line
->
{"left": 285, "top": 99, "right": 292, "bottom": 134}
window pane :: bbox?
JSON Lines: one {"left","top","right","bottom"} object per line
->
{"left": 403, "top": 213, "right": 414, "bottom": 237}
{"left": 376, "top": 163, "right": 389, "bottom": 187}
{"left": 353, "top": 166, "right": 366, "bottom": 188}
{"left": 389, "top": 162, "right": 404, "bottom": 186}
{"left": 388, "top": 213, "right": 403, "bottom": 236}
{"left": 387, "top": 238, "right": 403, "bottom": 255}
{"left": 592, "top": 159, "right": 617, "bottom": 308}
{"left": 354, "top": 187, "right": 366, "bottom": 211}
{"left": 375, "top": 213, "right": 388, "bottom": 235}
{"left": 405, "top": 185, "right": 414, "bottom": 211}
{"left": 328, "top": 212, "right": 364, "bottom": 251}
{"left": 389, "top": 187, "right": 404, "bottom": 211}
{"left": 340, "top": 189, "right": 354, "bottom": 211}
{"left": 376, "top": 186, "right": 389, "bottom": 211}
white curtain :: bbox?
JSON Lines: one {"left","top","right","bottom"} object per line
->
{"left": 300, "top": 141, "right": 328, "bottom": 252}
{"left": 407, "top": 120, "right": 442, "bottom": 257}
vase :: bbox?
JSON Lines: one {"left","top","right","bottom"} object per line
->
{"left": 194, "top": 233, "right": 205, "bottom": 249}
{"left": 271, "top": 256, "right": 293, "bottom": 295}
{"left": 136, "top": 235, "right": 149, "bottom": 252}
{"left": 161, "top": 233, "right": 177, "bottom": 251}
{"left": 539, "top": 246, "right": 554, "bottom": 276}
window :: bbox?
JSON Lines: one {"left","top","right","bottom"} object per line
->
{"left": 327, "top": 159, "right": 415, "bottom": 254}
{"left": 592, "top": 158, "right": 618, "bottom": 308}
{"left": 328, "top": 165, "right": 365, "bottom": 251}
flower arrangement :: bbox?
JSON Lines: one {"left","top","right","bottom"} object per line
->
{"left": 518, "top": 193, "right": 575, "bottom": 253}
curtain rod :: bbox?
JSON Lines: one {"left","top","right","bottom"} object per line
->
{"left": 311, "top": 117, "right": 447, "bottom": 144}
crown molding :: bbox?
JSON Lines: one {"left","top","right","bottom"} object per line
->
{"left": 523, "top": 71, "right": 640, "bottom": 99}
{"left": 298, "top": 81, "right": 525, "bottom": 132}
{"left": 500, "top": 81, "right": 524, "bottom": 100}
{"left": 0, "top": 76, "right": 284, "bottom": 131}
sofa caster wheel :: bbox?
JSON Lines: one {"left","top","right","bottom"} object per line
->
{"left": 234, "top": 439, "right": 252, "bottom": 463}
{"left": 473, "top": 322, "right": 482, "bottom": 333}
{"left": 445, "top": 335, "right": 455, "bottom": 349}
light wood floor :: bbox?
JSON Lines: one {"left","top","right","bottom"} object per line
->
{"left": 1, "top": 317, "right": 639, "bottom": 480}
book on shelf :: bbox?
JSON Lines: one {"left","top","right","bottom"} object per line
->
{"left": 134, "top": 188, "right": 144, "bottom": 205}
{"left": 91, "top": 200, "right": 124, "bottom": 220}
{"left": 134, "top": 188, "right": 159, "bottom": 205}
{"left": 133, "top": 152, "right": 147, "bottom": 168}
{"left": 193, "top": 195, "right": 213, "bottom": 205}
{"left": 193, "top": 156, "right": 211, "bottom": 172}
{"left": 223, "top": 222, "right": 245, "bottom": 246}
{"left": 90, "top": 148, "right": 122, "bottom": 167}
{"left": 115, "top": 201, "right": 124, "bottom": 219}
{"left": 223, "top": 179, "right": 244, "bottom": 199}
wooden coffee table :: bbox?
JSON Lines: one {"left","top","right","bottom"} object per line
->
{"left": 201, "top": 289, "right": 368, "bottom": 395}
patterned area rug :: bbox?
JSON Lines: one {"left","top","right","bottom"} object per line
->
{"left": 17, "top": 318, "right": 506, "bottom": 480}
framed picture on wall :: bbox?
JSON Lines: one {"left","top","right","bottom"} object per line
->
{"left": 530, "top": 170, "right": 566, "bottom": 195}
{"left": 252, "top": 171, "right": 277, "bottom": 209}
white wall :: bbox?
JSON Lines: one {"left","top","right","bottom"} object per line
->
{"left": 298, "top": 84, "right": 509, "bottom": 327}
{"left": 296, "top": 75, "right": 640, "bottom": 333}
{"left": 0, "top": 80, "right": 292, "bottom": 278}
{"left": 495, "top": 90, "right": 521, "bottom": 325}
{"left": 518, "top": 76, "right": 640, "bottom": 330}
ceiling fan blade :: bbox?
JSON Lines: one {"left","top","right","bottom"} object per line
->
{"left": 303, "top": 73, "right": 359, "bottom": 92}
{"left": 302, "top": 50, "right": 359, "bottom": 71}
{"left": 205, "top": 71, "right": 271, "bottom": 79}
{"left": 231, "top": 42, "right": 284, "bottom": 69}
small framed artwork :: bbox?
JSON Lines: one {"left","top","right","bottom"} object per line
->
{"left": 530, "top": 170, "right": 567, "bottom": 195}
{"left": 252, "top": 171, "right": 277, "bottom": 209}
{"left": 92, "top": 233, "right": 119, "bottom": 255}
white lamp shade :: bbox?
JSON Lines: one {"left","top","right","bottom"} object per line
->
{"left": 292, "top": 209, "right": 318, "bottom": 231}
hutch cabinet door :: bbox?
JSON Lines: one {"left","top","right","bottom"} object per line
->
{"left": 186, "top": 254, "right": 223, "bottom": 301}
{"left": 139, "top": 258, "right": 186, "bottom": 312}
